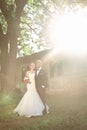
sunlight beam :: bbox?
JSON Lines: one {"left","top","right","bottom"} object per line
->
{"left": 48, "top": 7, "right": 87, "bottom": 56}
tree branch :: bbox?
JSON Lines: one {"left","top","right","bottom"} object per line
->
{"left": 15, "top": 0, "right": 28, "bottom": 18}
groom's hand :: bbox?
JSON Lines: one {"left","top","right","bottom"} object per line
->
{"left": 42, "top": 85, "right": 45, "bottom": 88}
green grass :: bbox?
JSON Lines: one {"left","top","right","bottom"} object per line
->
{"left": 0, "top": 90, "right": 87, "bottom": 130}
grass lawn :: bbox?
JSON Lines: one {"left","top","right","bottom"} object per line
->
{"left": 0, "top": 88, "right": 87, "bottom": 130}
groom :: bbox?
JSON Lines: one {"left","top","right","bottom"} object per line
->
{"left": 35, "top": 60, "right": 49, "bottom": 115}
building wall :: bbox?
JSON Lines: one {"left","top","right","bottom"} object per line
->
{"left": 16, "top": 50, "right": 87, "bottom": 91}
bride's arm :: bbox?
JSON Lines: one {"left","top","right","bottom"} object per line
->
{"left": 24, "top": 71, "right": 31, "bottom": 84}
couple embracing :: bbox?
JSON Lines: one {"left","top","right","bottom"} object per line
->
{"left": 14, "top": 60, "right": 49, "bottom": 117}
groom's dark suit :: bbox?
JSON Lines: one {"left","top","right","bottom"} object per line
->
{"left": 35, "top": 67, "right": 48, "bottom": 114}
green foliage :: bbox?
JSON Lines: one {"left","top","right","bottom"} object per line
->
{"left": 5, "top": 0, "right": 15, "bottom": 5}
{"left": 0, "top": 0, "right": 16, "bottom": 34}
{"left": 6, "top": 0, "right": 16, "bottom": 19}
{"left": 0, "top": 10, "right": 7, "bottom": 34}
{"left": 17, "top": 0, "right": 54, "bottom": 57}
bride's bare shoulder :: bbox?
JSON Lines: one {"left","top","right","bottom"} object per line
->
{"left": 29, "top": 70, "right": 35, "bottom": 74}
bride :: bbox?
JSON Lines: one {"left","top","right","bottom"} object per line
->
{"left": 13, "top": 62, "right": 46, "bottom": 117}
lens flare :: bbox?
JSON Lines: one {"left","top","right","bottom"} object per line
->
{"left": 48, "top": 7, "right": 87, "bottom": 56}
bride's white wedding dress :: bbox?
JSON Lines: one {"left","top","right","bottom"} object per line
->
{"left": 14, "top": 72, "right": 48, "bottom": 117}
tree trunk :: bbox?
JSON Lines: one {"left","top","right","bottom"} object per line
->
{"left": 6, "top": 26, "right": 17, "bottom": 92}
{"left": 0, "top": 36, "right": 8, "bottom": 91}
{"left": 0, "top": 0, "right": 27, "bottom": 93}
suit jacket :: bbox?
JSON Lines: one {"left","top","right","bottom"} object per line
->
{"left": 35, "top": 68, "right": 48, "bottom": 91}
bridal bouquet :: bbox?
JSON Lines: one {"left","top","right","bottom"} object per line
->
{"left": 23, "top": 77, "right": 30, "bottom": 84}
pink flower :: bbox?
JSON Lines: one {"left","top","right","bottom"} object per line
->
{"left": 23, "top": 77, "right": 30, "bottom": 83}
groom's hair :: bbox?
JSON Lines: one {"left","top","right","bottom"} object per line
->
{"left": 36, "top": 60, "right": 42, "bottom": 66}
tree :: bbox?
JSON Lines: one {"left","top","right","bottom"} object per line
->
{"left": 0, "top": 0, "right": 27, "bottom": 92}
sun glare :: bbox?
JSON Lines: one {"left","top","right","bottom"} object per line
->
{"left": 48, "top": 7, "right": 87, "bottom": 55}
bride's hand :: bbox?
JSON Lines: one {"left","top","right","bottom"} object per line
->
{"left": 24, "top": 77, "right": 31, "bottom": 84}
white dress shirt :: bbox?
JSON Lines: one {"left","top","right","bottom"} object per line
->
{"left": 37, "top": 67, "right": 41, "bottom": 75}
